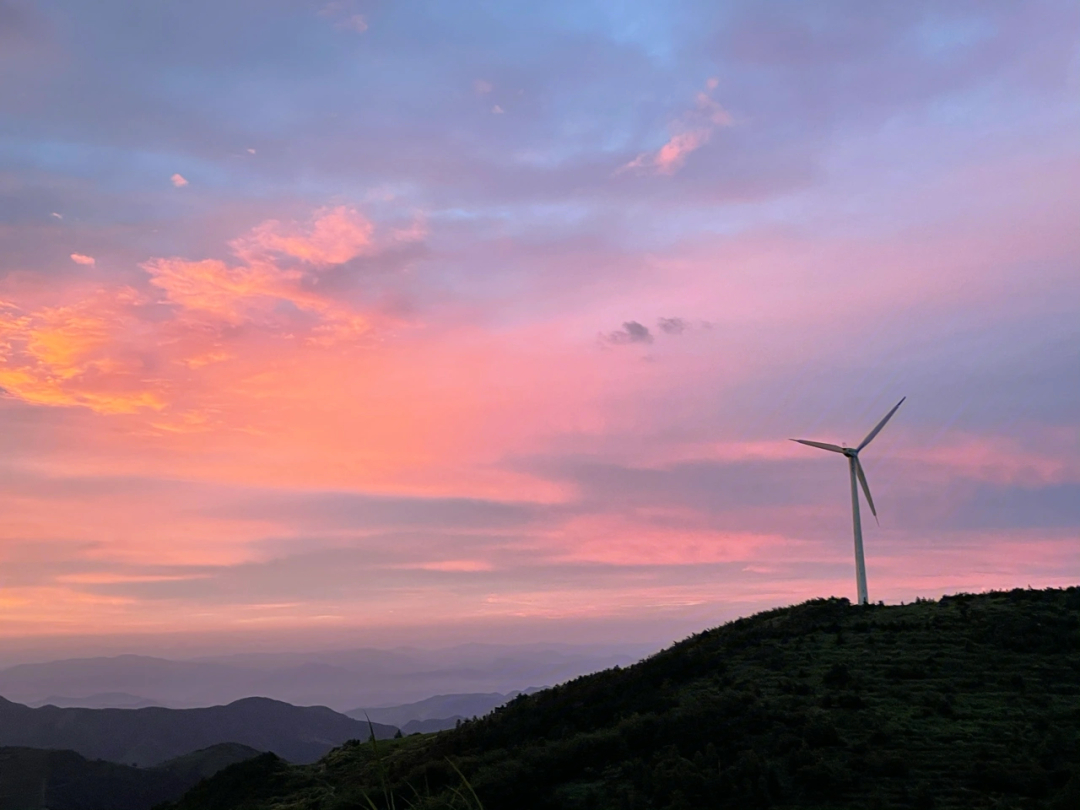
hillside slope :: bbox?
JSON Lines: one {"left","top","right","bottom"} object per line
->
{"left": 0, "top": 697, "right": 397, "bottom": 766}
{"left": 165, "top": 588, "right": 1080, "bottom": 810}
{"left": 0, "top": 743, "right": 259, "bottom": 810}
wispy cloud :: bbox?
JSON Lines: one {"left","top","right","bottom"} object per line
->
{"left": 69, "top": 253, "right": 95, "bottom": 266}
{"left": 319, "top": 1, "right": 367, "bottom": 32}
{"left": 170, "top": 173, "right": 189, "bottom": 187}
{"left": 620, "top": 78, "right": 733, "bottom": 176}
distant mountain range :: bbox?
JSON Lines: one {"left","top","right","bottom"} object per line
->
{"left": 0, "top": 743, "right": 259, "bottom": 810}
{"left": 0, "top": 696, "right": 397, "bottom": 766}
{"left": 348, "top": 689, "right": 544, "bottom": 733}
{"left": 33, "top": 691, "right": 164, "bottom": 709}
{"left": 0, "top": 643, "right": 654, "bottom": 711}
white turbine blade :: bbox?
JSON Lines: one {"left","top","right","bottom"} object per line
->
{"left": 791, "top": 439, "right": 845, "bottom": 453}
{"left": 857, "top": 396, "right": 906, "bottom": 451}
{"left": 855, "top": 457, "right": 878, "bottom": 523}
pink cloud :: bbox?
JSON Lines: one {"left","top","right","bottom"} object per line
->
{"left": 144, "top": 206, "right": 378, "bottom": 334}
{"left": 653, "top": 129, "right": 711, "bottom": 174}
{"left": 232, "top": 205, "right": 374, "bottom": 266}
{"left": 170, "top": 173, "right": 188, "bottom": 187}
{"left": 896, "top": 431, "right": 1080, "bottom": 487}
{"left": 620, "top": 78, "right": 733, "bottom": 175}
{"left": 69, "top": 253, "right": 95, "bottom": 266}
{"left": 550, "top": 512, "right": 790, "bottom": 566}
{"left": 403, "top": 560, "right": 496, "bottom": 572}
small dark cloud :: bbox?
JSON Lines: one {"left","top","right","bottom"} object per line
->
{"left": 657, "top": 317, "right": 687, "bottom": 335}
{"left": 605, "top": 321, "right": 653, "bottom": 345}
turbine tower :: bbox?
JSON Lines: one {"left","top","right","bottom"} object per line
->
{"left": 792, "top": 398, "right": 905, "bottom": 606}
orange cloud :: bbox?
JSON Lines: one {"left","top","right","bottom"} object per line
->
{"left": 0, "top": 207, "right": 392, "bottom": 421}
{"left": 0, "top": 289, "right": 167, "bottom": 413}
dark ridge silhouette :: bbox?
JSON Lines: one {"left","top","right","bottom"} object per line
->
{"left": 0, "top": 696, "right": 397, "bottom": 766}
{"left": 32, "top": 692, "right": 164, "bottom": 709}
{"left": 0, "top": 743, "right": 259, "bottom": 810}
{"left": 165, "top": 587, "right": 1080, "bottom": 809}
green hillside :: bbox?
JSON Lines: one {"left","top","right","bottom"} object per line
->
{"left": 164, "top": 588, "right": 1080, "bottom": 810}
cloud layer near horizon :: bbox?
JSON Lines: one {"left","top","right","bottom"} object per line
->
{"left": 0, "top": 0, "right": 1077, "bottom": 651}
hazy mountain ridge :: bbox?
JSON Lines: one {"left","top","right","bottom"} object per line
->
{"left": 165, "top": 588, "right": 1080, "bottom": 810}
{"left": 399, "top": 717, "right": 468, "bottom": 734}
{"left": 33, "top": 692, "right": 165, "bottom": 709}
{"left": 0, "top": 645, "right": 652, "bottom": 710}
{"left": 0, "top": 743, "right": 260, "bottom": 810}
{"left": 348, "top": 689, "right": 544, "bottom": 731}
{"left": 0, "top": 696, "right": 397, "bottom": 767}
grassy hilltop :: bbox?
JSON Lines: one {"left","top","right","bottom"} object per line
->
{"left": 164, "top": 587, "right": 1080, "bottom": 810}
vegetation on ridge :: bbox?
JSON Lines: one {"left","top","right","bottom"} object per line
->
{"left": 164, "top": 587, "right": 1080, "bottom": 810}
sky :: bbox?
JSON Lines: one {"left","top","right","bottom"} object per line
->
{"left": 0, "top": 0, "right": 1078, "bottom": 658}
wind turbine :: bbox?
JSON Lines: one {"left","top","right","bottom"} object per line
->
{"left": 792, "top": 397, "right": 905, "bottom": 606}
